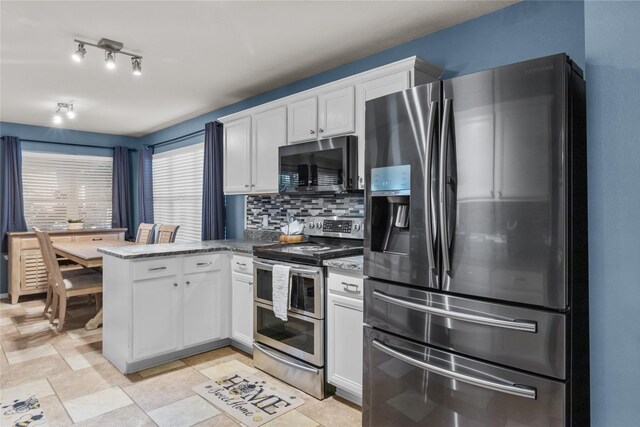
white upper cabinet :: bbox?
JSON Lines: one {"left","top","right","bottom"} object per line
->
{"left": 287, "top": 97, "right": 318, "bottom": 144}
{"left": 318, "top": 86, "right": 355, "bottom": 138}
{"left": 355, "top": 71, "right": 411, "bottom": 189}
{"left": 223, "top": 117, "right": 252, "bottom": 194}
{"left": 252, "top": 106, "right": 287, "bottom": 193}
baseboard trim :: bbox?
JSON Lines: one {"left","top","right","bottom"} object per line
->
{"left": 120, "top": 338, "right": 232, "bottom": 374}
{"left": 230, "top": 339, "right": 253, "bottom": 356}
{"left": 335, "top": 388, "right": 362, "bottom": 407}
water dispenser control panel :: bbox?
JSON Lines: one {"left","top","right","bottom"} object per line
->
{"left": 371, "top": 165, "right": 411, "bottom": 195}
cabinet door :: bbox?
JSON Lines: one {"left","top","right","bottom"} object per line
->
{"left": 132, "top": 276, "right": 179, "bottom": 360}
{"left": 183, "top": 269, "right": 225, "bottom": 348}
{"left": 231, "top": 272, "right": 254, "bottom": 349}
{"left": 327, "top": 292, "right": 363, "bottom": 399}
{"left": 224, "top": 116, "right": 252, "bottom": 194}
{"left": 318, "top": 86, "right": 355, "bottom": 138}
{"left": 251, "top": 106, "right": 286, "bottom": 193}
{"left": 355, "top": 71, "right": 411, "bottom": 189}
{"left": 287, "top": 97, "right": 317, "bottom": 143}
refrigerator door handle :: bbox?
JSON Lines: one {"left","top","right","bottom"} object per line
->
{"left": 372, "top": 290, "right": 538, "bottom": 333}
{"left": 425, "top": 100, "right": 438, "bottom": 270}
{"left": 439, "top": 98, "right": 452, "bottom": 273}
{"left": 372, "top": 339, "right": 537, "bottom": 400}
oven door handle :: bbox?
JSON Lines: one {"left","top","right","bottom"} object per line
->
{"left": 253, "top": 342, "right": 319, "bottom": 374}
{"left": 253, "top": 260, "right": 321, "bottom": 277}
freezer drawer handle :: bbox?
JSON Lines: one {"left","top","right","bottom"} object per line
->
{"left": 372, "top": 290, "right": 537, "bottom": 333}
{"left": 372, "top": 339, "right": 537, "bottom": 400}
{"left": 253, "top": 342, "right": 319, "bottom": 374}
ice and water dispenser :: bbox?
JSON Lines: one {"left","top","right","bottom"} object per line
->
{"left": 369, "top": 165, "right": 411, "bottom": 255}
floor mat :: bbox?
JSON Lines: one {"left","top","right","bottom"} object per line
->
{"left": 193, "top": 370, "right": 304, "bottom": 427}
{"left": 1, "top": 395, "right": 48, "bottom": 427}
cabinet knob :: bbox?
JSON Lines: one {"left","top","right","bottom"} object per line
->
{"left": 310, "top": 130, "right": 315, "bottom": 135}
{"left": 245, "top": 184, "right": 249, "bottom": 188}
{"left": 173, "top": 283, "right": 178, "bottom": 287}
{"left": 186, "top": 281, "right": 190, "bottom": 285}
{"left": 319, "top": 128, "right": 324, "bottom": 133}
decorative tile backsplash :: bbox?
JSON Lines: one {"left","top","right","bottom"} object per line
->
{"left": 246, "top": 194, "right": 365, "bottom": 231}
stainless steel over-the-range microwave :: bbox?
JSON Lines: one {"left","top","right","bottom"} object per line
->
{"left": 278, "top": 135, "right": 358, "bottom": 194}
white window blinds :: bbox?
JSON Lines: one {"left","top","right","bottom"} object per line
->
{"left": 22, "top": 151, "right": 113, "bottom": 230}
{"left": 153, "top": 143, "right": 204, "bottom": 242}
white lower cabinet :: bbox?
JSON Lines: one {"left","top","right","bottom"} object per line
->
{"left": 231, "top": 254, "right": 254, "bottom": 350}
{"left": 327, "top": 269, "right": 364, "bottom": 405}
{"left": 104, "top": 252, "right": 230, "bottom": 373}
{"left": 132, "top": 276, "right": 180, "bottom": 360}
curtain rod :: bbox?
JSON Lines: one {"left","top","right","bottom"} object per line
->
{"left": 20, "top": 138, "right": 138, "bottom": 152}
{"left": 147, "top": 129, "right": 205, "bottom": 148}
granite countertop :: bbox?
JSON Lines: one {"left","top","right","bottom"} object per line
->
{"left": 323, "top": 255, "right": 364, "bottom": 273}
{"left": 97, "top": 239, "right": 275, "bottom": 259}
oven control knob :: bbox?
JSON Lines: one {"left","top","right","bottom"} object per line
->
{"left": 308, "top": 222, "right": 315, "bottom": 229}
{"left": 316, "top": 221, "right": 322, "bottom": 229}
{"left": 353, "top": 223, "right": 361, "bottom": 231}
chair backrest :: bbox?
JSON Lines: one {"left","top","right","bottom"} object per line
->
{"left": 33, "top": 228, "right": 66, "bottom": 299}
{"left": 136, "top": 223, "right": 156, "bottom": 244}
{"left": 156, "top": 225, "right": 180, "bottom": 244}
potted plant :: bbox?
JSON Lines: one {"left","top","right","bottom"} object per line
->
{"left": 67, "top": 219, "right": 84, "bottom": 230}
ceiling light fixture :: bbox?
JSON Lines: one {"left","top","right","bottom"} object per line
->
{"left": 53, "top": 102, "right": 75, "bottom": 124}
{"left": 131, "top": 57, "right": 142, "bottom": 76}
{"left": 71, "top": 38, "right": 143, "bottom": 76}
{"left": 71, "top": 43, "right": 86, "bottom": 62}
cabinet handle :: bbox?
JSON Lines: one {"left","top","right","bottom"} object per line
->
{"left": 173, "top": 283, "right": 178, "bottom": 287}
{"left": 148, "top": 266, "right": 167, "bottom": 271}
{"left": 310, "top": 130, "right": 315, "bottom": 135}
{"left": 245, "top": 184, "right": 249, "bottom": 188}
{"left": 196, "top": 262, "right": 212, "bottom": 266}
{"left": 236, "top": 262, "right": 247, "bottom": 267}
{"left": 319, "top": 128, "right": 324, "bottom": 133}
{"left": 341, "top": 282, "right": 360, "bottom": 293}
{"left": 92, "top": 237, "right": 103, "bottom": 241}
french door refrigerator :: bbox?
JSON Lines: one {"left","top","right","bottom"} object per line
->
{"left": 363, "top": 54, "right": 589, "bottom": 426}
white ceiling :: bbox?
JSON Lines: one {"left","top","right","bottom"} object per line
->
{"left": 1, "top": 1, "right": 516, "bottom": 137}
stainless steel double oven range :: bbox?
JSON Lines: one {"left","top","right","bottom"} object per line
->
{"left": 252, "top": 216, "right": 364, "bottom": 399}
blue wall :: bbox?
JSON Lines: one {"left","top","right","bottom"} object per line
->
{"left": 0, "top": 121, "right": 139, "bottom": 295}
{"left": 585, "top": 2, "right": 640, "bottom": 425}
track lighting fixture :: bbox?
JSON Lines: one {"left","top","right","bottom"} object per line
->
{"left": 72, "top": 43, "right": 86, "bottom": 62}
{"left": 105, "top": 51, "right": 116, "bottom": 70}
{"left": 53, "top": 103, "right": 75, "bottom": 124}
{"left": 71, "top": 38, "right": 143, "bottom": 76}
{"left": 131, "top": 57, "right": 142, "bottom": 76}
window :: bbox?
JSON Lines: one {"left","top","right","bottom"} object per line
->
{"left": 22, "top": 151, "right": 113, "bottom": 230}
{"left": 153, "top": 143, "right": 204, "bottom": 242}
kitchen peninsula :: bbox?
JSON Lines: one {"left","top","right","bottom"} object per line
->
{"left": 98, "top": 237, "right": 275, "bottom": 374}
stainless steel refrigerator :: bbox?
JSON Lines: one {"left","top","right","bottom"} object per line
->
{"left": 363, "top": 54, "right": 589, "bottom": 426}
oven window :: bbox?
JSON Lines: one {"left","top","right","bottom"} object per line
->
{"left": 256, "top": 269, "right": 317, "bottom": 313}
{"left": 256, "top": 305, "right": 315, "bottom": 355}
{"left": 280, "top": 148, "right": 344, "bottom": 190}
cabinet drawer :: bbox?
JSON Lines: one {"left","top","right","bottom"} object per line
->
{"left": 133, "top": 257, "right": 178, "bottom": 281}
{"left": 232, "top": 254, "right": 253, "bottom": 274}
{"left": 328, "top": 271, "right": 364, "bottom": 299}
{"left": 21, "top": 236, "right": 72, "bottom": 250}
{"left": 183, "top": 254, "right": 222, "bottom": 275}
{"left": 74, "top": 234, "right": 120, "bottom": 243}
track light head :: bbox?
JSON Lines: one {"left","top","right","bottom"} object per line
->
{"left": 54, "top": 102, "right": 75, "bottom": 123}
{"left": 105, "top": 51, "right": 116, "bottom": 70}
{"left": 53, "top": 109, "right": 63, "bottom": 124}
{"left": 66, "top": 104, "right": 76, "bottom": 119}
{"left": 131, "top": 57, "right": 142, "bottom": 76}
{"left": 72, "top": 43, "right": 86, "bottom": 62}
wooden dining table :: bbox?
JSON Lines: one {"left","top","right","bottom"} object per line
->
{"left": 53, "top": 240, "right": 137, "bottom": 330}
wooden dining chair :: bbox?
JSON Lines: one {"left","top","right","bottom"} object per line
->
{"left": 135, "top": 223, "right": 156, "bottom": 244}
{"left": 34, "top": 229, "right": 103, "bottom": 332}
{"left": 156, "top": 225, "right": 180, "bottom": 243}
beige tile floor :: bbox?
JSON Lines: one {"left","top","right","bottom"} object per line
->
{"left": 0, "top": 296, "right": 361, "bottom": 426}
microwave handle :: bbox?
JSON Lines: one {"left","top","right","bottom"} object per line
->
{"left": 253, "top": 260, "right": 321, "bottom": 277}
